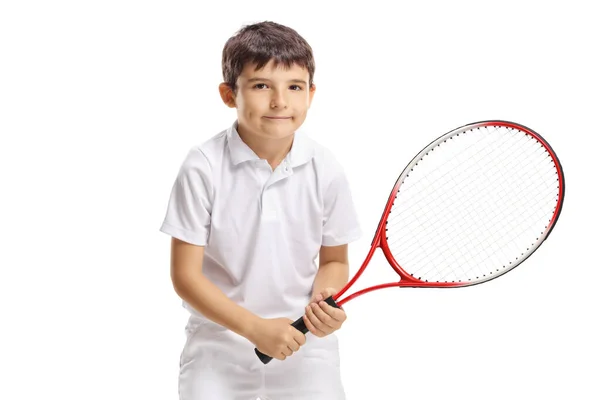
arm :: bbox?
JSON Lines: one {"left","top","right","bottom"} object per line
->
{"left": 304, "top": 153, "right": 361, "bottom": 336}
{"left": 303, "top": 244, "right": 350, "bottom": 337}
{"left": 170, "top": 237, "right": 307, "bottom": 360}
{"left": 170, "top": 237, "right": 260, "bottom": 340}
{"left": 311, "top": 243, "right": 350, "bottom": 299}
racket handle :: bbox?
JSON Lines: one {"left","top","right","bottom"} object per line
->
{"left": 254, "top": 295, "right": 340, "bottom": 365}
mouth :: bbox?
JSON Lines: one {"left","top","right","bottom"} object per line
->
{"left": 263, "top": 116, "right": 292, "bottom": 120}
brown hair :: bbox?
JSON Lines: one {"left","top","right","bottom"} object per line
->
{"left": 222, "top": 21, "right": 315, "bottom": 92}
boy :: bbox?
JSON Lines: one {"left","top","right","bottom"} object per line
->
{"left": 160, "top": 21, "right": 362, "bottom": 399}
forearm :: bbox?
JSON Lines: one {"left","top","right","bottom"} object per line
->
{"left": 173, "top": 272, "right": 260, "bottom": 341}
{"left": 311, "top": 261, "right": 349, "bottom": 298}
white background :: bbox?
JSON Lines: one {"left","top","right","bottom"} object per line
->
{"left": 1, "top": 1, "right": 598, "bottom": 399}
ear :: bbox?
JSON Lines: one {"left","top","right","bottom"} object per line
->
{"left": 308, "top": 83, "right": 316, "bottom": 106}
{"left": 219, "top": 83, "right": 236, "bottom": 108}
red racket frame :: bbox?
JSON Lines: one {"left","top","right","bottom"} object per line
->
{"left": 333, "top": 120, "right": 565, "bottom": 307}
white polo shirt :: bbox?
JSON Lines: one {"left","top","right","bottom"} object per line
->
{"left": 160, "top": 121, "right": 362, "bottom": 324}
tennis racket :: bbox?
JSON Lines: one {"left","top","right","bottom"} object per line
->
{"left": 255, "top": 120, "right": 565, "bottom": 364}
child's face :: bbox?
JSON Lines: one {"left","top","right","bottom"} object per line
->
{"left": 228, "top": 60, "right": 315, "bottom": 141}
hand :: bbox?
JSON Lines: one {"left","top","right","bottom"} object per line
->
{"left": 248, "top": 317, "right": 307, "bottom": 361}
{"left": 303, "top": 287, "right": 347, "bottom": 338}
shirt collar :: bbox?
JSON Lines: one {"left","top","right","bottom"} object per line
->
{"left": 226, "top": 120, "right": 315, "bottom": 168}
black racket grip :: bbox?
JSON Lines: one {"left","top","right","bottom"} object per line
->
{"left": 254, "top": 295, "right": 340, "bottom": 365}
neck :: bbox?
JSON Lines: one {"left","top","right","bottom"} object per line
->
{"left": 237, "top": 128, "right": 294, "bottom": 168}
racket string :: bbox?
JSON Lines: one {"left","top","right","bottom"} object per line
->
{"left": 385, "top": 128, "right": 529, "bottom": 234}
{"left": 416, "top": 188, "right": 558, "bottom": 282}
{"left": 388, "top": 127, "right": 554, "bottom": 232}
{"left": 391, "top": 169, "right": 558, "bottom": 281}
{"left": 388, "top": 127, "right": 535, "bottom": 219}
{"left": 387, "top": 139, "right": 555, "bottom": 248}
{"left": 389, "top": 164, "right": 558, "bottom": 255}
{"left": 383, "top": 125, "right": 560, "bottom": 282}
{"left": 394, "top": 126, "right": 517, "bottom": 199}
{"left": 390, "top": 185, "right": 557, "bottom": 283}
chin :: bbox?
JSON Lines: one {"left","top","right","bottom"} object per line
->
{"left": 261, "top": 125, "right": 298, "bottom": 139}
{"left": 264, "top": 130, "right": 295, "bottom": 140}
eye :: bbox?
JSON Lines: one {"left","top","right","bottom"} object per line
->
{"left": 253, "top": 83, "right": 268, "bottom": 89}
{"left": 289, "top": 85, "right": 303, "bottom": 91}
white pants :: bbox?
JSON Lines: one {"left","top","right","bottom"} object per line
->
{"left": 178, "top": 318, "right": 346, "bottom": 400}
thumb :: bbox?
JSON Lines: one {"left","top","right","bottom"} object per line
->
{"left": 320, "top": 287, "right": 338, "bottom": 299}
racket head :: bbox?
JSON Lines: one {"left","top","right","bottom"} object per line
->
{"left": 375, "top": 120, "right": 565, "bottom": 288}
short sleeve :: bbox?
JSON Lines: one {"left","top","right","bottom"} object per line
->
{"left": 321, "top": 162, "right": 362, "bottom": 247}
{"left": 159, "top": 147, "right": 213, "bottom": 246}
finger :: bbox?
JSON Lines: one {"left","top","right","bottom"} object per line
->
{"left": 305, "top": 305, "right": 329, "bottom": 335}
{"left": 303, "top": 314, "right": 324, "bottom": 337}
{"left": 319, "top": 301, "right": 347, "bottom": 322}
{"left": 320, "top": 287, "right": 337, "bottom": 299}
{"left": 289, "top": 321, "right": 307, "bottom": 344}
{"left": 289, "top": 340, "right": 300, "bottom": 352}
{"left": 311, "top": 288, "right": 337, "bottom": 304}
{"left": 310, "top": 302, "right": 336, "bottom": 329}
{"left": 283, "top": 347, "right": 293, "bottom": 357}
{"left": 293, "top": 330, "right": 307, "bottom": 346}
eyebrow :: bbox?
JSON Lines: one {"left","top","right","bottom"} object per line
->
{"left": 247, "top": 77, "right": 308, "bottom": 85}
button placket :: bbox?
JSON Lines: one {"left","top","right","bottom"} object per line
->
{"left": 260, "top": 162, "right": 293, "bottom": 220}
{"left": 261, "top": 187, "right": 277, "bottom": 221}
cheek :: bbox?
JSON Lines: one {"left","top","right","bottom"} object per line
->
{"left": 295, "top": 104, "right": 309, "bottom": 119}
{"left": 240, "top": 98, "right": 265, "bottom": 118}
{"left": 236, "top": 102, "right": 254, "bottom": 121}
{"left": 296, "top": 96, "right": 311, "bottom": 111}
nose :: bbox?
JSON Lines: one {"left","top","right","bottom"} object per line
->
{"left": 270, "top": 89, "right": 287, "bottom": 109}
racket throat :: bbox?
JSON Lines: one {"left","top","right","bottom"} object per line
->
{"left": 335, "top": 243, "right": 380, "bottom": 301}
